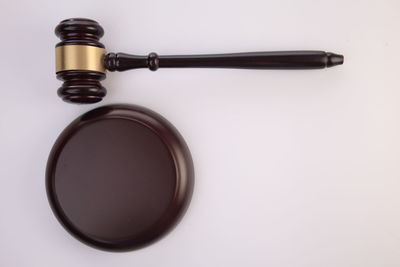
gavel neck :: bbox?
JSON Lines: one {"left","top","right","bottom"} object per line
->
{"left": 104, "top": 51, "right": 344, "bottom": 72}
{"left": 104, "top": 52, "right": 159, "bottom": 72}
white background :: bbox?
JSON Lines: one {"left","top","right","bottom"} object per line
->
{"left": 1, "top": 0, "right": 400, "bottom": 266}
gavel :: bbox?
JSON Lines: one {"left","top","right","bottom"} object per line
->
{"left": 55, "top": 18, "right": 344, "bottom": 104}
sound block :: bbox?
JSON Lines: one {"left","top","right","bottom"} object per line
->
{"left": 46, "top": 104, "right": 194, "bottom": 252}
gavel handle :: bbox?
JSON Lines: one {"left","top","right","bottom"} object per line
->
{"left": 104, "top": 51, "right": 343, "bottom": 72}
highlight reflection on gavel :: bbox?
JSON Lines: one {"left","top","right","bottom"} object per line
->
{"left": 55, "top": 18, "right": 344, "bottom": 104}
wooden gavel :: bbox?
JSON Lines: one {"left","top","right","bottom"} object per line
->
{"left": 55, "top": 18, "right": 344, "bottom": 104}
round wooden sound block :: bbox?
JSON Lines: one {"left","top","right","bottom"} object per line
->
{"left": 46, "top": 105, "right": 194, "bottom": 251}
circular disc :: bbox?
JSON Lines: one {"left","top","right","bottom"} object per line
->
{"left": 46, "top": 104, "right": 194, "bottom": 252}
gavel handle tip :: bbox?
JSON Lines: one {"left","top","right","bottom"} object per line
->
{"left": 327, "top": 53, "right": 344, "bottom": 67}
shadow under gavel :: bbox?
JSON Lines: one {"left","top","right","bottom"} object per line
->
{"left": 55, "top": 18, "right": 344, "bottom": 104}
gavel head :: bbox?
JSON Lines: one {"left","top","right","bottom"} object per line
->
{"left": 55, "top": 18, "right": 107, "bottom": 104}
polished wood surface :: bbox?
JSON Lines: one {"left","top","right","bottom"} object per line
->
{"left": 55, "top": 18, "right": 107, "bottom": 103}
{"left": 46, "top": 105, "right": 194, "bottom": 251}
{"left": 105, "top": 51, "right": 343, "bottom": 72}
{"left": 54, "top": 17, "right": 343, "bottom": 104}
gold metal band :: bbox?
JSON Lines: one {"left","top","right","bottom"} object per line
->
{"left": 56, "top": 45, "right": 106, "bottom": 73}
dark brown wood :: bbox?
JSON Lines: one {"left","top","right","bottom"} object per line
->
{"left": 55, "top": 18, "right": 105, "bottom": 48}
{"left": 56, "top": 70, "right": 106, "bottom": 104}
{"left": 55, "top": 18, "right": 107, "bottom": 103}
{"left": 54, "top": 18, "right": 344, "bottom": 104}
{"left": 46, "top": 104, "right": 194, "bottom": 252}
{"left": 104, "top": 51, "right": 343, "bottom": 72}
